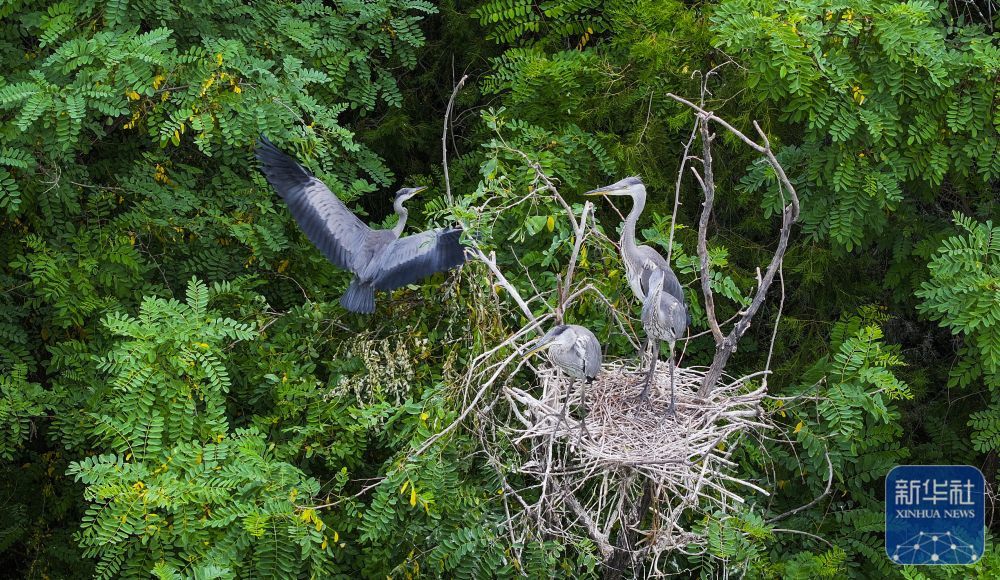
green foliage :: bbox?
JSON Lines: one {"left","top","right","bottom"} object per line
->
{"left": 713, "top": 0, "right": 999, "bottom": 251}
{"left": 88, "top": 278, "right": 253, "bottom": 458}
{"left": 474, "top": 0, "right": 612, "bottom": 47}
{"left": 0, "top": 0, "right": 436, "bottom": 218}
{"left": 0, "top": 0, "right": 449, "bottom": 575}
{"left": 0, "top": 0, "right": 996, "bottom": 576}
{"left": 69, "top": 430, "right": 329, "bottom": 578}
{"left": 819, "top": 322, "right": 911, "bottom": 441}
{"left": 780, "top": 546, "right": 849, "bottom": 578}
{"left": 55, "top": 279, "right": 329, "bottom": 577}
{"left": 918, "top": 214, "right": 1000, "bottom": 454}
{"left": 0, "top": 366, "right": 49, "bottom": 460}
{"left": 917, "top": 213, "right": 1000, "bottom": 376}
{"left": 749, "top": 310, "right": 911, "bottom": 574}
{"left": 482, "top": 48, "right": 605, "bottom": 126}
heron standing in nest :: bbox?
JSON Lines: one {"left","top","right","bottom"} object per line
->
{"left": 524, "top": 324, "right": 602, "bottom": 437}
{"left": 584, "top": 177, "right": 689, "bottom": 416}
{"left": 256, "top": 136, "right": 468, "bottom": 314}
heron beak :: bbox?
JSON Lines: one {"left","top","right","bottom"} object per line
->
{"left": 523, "top": 339, "right": 553, "bottom": 357}
{"left": 412, "top": 186, "right": 428, "bottom": 195}
{"left": 583, "top": 185, "right": 623, "bottom": 196}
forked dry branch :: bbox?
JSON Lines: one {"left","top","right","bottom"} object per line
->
{"left": 429, "top": 71, "right": 800, "bottom": 576}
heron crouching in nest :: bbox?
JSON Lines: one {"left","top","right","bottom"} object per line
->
{"left": 524, "top": 324, "right": 602, "bottom": 438}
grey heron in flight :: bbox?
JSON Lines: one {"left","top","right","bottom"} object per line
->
{"left": 585, "top": 176, "right": 689, "bottom": 415}
{"left": 524, "top": 324, "right": 602, "bottom": 437}
{"left": 255, "top": 136, "right": 468, "bottom": 314}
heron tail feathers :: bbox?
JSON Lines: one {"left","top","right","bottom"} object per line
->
{"left": 340, "top": 279, "right": 375, "bottom": 314}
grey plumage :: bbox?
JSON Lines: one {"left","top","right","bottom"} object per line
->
{"left": 585, "top": 176, "right": 689, "bottom": 415}
{"left": 585, "top": 178, "right": 687, "bottom": 312}
{"left": 642, "top": 269, "right": 687, "bottom": 347}
{"left": 364, "top": 228, "right": 466, "bottom": 291}
{"left": 527, "top": 324, "right": 602, "bottom": 382}
{"left": 640, "top": 269, "right": 688, "bottom": 414}
{"left": 525, "top": 324, "right": 602, "bottom": 438}
{"left": 255, "top": 136, "right": 468, "bottom": 313}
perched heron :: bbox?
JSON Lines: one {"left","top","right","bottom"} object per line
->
{"left": 524, "top": 324, "right": 602, "bottom": 436}
{"left": 584, "top": 176, "right": 689, "bottom": 415}
{"left": 255, "top": 136, "right": 468, "bottom": 313}
{"left": 640, "top": 269, "right": 688, "bottom": 415}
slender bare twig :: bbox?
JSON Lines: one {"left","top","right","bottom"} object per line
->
{"left": 762, "top": 238, "right": 787, "bottom": 391}
{"left": 667, "top": 93, "right": 766, "bottom": 154}
{"left": 771, "top": 528, "right": 833, "bottom": 548}
{"left": 473, "top": 248, "right": 539, "bottom": 327}
{"left": 767, "top": 449, "right": 833, "bottom": 523}
{"left": 500, "top": 146, "right": 580, "bottom": 233}
{"left": 693, "top": 157, "right": 724, "bottom": 344}
{"left": 442, "top": 74, "right": 468, "bottom": 204}
{"left": 556, "top": 201, "right": 593, "bottom": 322}
{"left": 666, "top": 122, "right": 698, "bottom": 263}
{"left": 302, "top": 478, "right": 385, "bottom": 511}
{"left": 557, "top": 480, "right": 615, "bottom": 559}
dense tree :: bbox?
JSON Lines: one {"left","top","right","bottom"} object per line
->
{"left": 1, "top": 0, "right": 997, "bottom": 577}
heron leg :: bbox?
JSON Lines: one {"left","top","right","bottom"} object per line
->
{"left": 578, "top": 379, "right": 592, "bottom": 442}
{"left": 631, "top": 341, "right": 660, "bottom": 405}
{"left": 629, "top": 339, "right": 650, "bottom": 391}
{"left": 663, "top": 344, "right": 677, "bottom": 419}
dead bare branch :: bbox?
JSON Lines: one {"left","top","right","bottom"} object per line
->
{"left": 442, "top": 74, "right": 468, "bottom": 204}
{"left": 666, "top": 93, "right": 801, "bottom": 397}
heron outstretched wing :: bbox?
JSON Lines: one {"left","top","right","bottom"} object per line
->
{"left": 255, "top": 136, "right": 371, "bottom": 273}
{"left": 365, "top": 227, "right": 467, "bottom": 291}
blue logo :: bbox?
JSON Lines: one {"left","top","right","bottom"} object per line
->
{"left": 885, "top": 465, "right": 985, "bottom": 565}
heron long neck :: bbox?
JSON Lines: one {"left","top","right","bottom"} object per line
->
{"left": 622, "top": 186, "right": 646, "bottom": 270}
{"left": 647, "top": 274, "right": 662, "bottom": 301}
{"left": 391, "top": 198, "right": 408, "bottom": 237}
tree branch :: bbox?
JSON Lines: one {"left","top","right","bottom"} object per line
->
{"left": 473, "top": 248, "right": 540, "bottom": 329}
{"left": 552, "top": 477, "right": 615, "bottom": 560}
{"left": 666, "top": 93, "right": 801, "bottom": 397}
{"left": 442, "top": 74, "right": 468, "bottom": 204}
{"left": 770, "top": 527, "right": 833, "bottom": 548}
{"left": 666, "top": 93, "right": 765, "bottom": 153}
{"left": 604, "top": 480, "right": 653, "bottom": 579}
{"left": 556, "top": 201, "right": 593, "bottom": 323}
{"left": 767, "top": 449, "right": 833, "bottom": 524}
{"left": 693, "top": 121, "right": 724, "bottom": 345}
{"left": 667, "top": 122, "right": 698, "bottom": 262}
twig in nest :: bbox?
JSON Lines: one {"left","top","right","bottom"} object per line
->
{"left": 492, "top": 360, "right": 772, "bottom": 575}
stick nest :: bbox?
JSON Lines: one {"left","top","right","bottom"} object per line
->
{"left": 501, "top": 360, "right": 770, "bottom": 570}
